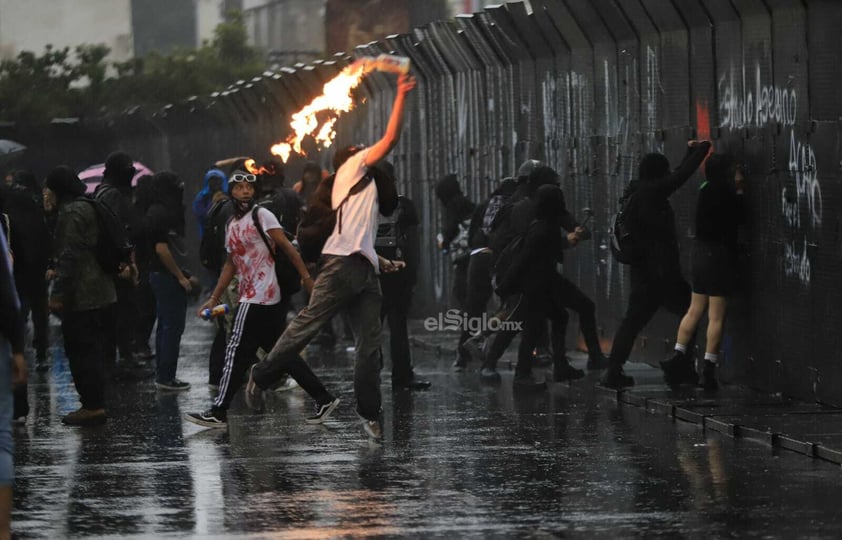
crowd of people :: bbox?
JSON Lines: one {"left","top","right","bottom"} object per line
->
{"left": 0, "top": 72, "right": 747, "bottom": 533}
{"left": 435, "top": 139, "right": 745, "bottom": 394}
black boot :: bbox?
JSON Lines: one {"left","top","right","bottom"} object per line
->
{"left": 702, "top": 361, "right": 719, "bottom": 392}
{"left": 660, "top": 350, "right": 698, "bottom": 386}
{"left": 553, "top": 359, "right": 585, "bottom": 382}
{"left": 600, "top": 362, "right": 634, "bottom": 390}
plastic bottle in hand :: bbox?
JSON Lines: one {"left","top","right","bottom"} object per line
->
{"left": 375, "top": 54, "right": 411, "bottom": 74}
{"left": 201, "top": 304, "right": 230, "bottom": 320}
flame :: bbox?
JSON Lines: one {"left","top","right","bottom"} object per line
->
{"left": 271, "top": 62, "right": 368, "bottom": 162}
{"left": 244, "top": 158, "right": 275, "bottom": 175}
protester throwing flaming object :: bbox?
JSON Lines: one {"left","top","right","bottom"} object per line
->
{"left": 270, "top": 54, "right": 412, "bottom": 163}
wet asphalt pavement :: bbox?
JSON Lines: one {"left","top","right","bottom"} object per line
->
{"left": 11, "top": 317, "right": 842, "bottom": 538}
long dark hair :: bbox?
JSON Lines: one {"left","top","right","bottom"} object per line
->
{"left": 704, "top": 153, "right": 737, "bottom": 187}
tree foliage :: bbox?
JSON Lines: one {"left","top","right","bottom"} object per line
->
{"left": 0, "top": 11, "right": 264, "bottom": 126}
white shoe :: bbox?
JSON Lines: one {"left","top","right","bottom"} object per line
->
{"left": 273, "top": 376, "right": 299, "bottom": 393}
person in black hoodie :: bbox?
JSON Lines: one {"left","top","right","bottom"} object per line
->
{"left": 435, "top": 173, "right": 476, "bottom": 370}
{"left": 132, "top": 175, "right": 157, "bottom": 361}
{"left": 146, "top": 172, "right": 194, "bottom": 391}
{"left": 456, "top": 177, "right": 518, "bottom": 367}
{"left": 496, "top": 184, "right": 586, "bottom": 388}
{"left": 480, "top": 167, "right": 606, "bottom": 379}
{"left": 95, "top": 151, "right": 143, "bottom": 371}
{"left": 375, "top": 161, "right": 429, "bottom": 390}
{"left": 601, "top": 140, "right": 712, "bottom": 390}
{"left": 661, "top": 153, "right": 746, "bottom": 391}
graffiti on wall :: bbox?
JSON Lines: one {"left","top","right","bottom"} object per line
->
{"left": 718, "top": 62, "right": 819, "bottom": 287}
{"left": 718, "top": 64, "right": 797, "bottom": 130}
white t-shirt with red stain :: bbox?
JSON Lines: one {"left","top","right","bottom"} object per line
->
{"left": 322, "top": 147, "right": 381, "bottom": 272}
{"left": 226, "top": 206, "right": 282, "bottom": 305}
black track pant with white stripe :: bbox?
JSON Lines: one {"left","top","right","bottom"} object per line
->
{"left": 212, "top": 301, "right": 286, "bottom": 413}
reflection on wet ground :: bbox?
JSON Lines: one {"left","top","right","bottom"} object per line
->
{"left": 12, "top": 319, "right": 842, "bottom": 538}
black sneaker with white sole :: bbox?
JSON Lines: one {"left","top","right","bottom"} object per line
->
{"left": 155, "top": 379, "right": 191, "bottom": 391}
{"left": 184, "top": 409, "right": 227, "bottom": 429}
{"left": 304, "top": 397, "right": 340, "bottom": 425}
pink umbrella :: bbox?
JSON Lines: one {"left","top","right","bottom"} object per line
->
{"left": 79, "top": 161, "right": 154, "bottom": 194}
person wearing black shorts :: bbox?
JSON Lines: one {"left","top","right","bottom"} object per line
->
{"left": 661, "top": 153, "right": 746, "bottom": 391}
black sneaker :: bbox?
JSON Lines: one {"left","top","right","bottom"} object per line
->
{"left": 660, "top": 351, "right": 698, "bottom": 386}
{"left": 513, "top": 371, "right": 547, "bottom": 391}
{"left": 702, "top": 361, "right": 719, "bottom": 392}
{"left": 600, "top": 366, "right": 635, "bottom": 390}
{"left": 553, "top": 363, "right": 585, "bottom": 382}
{"left": 155, "top": 379, "right": 191, "bottom": 391}
{"left": 184, "top": 409, "right": 227, "bottom": 429}
{"left": 392, "top": 378, "right": 432, "bottom": 391}
{"left": 305, "top": 397, "right": 340, "bottom": 425}
{"left": 533, "top": 349, "right": 553, "bottom": 367}
{"left": 586, "top": 354, "right": 609, "bottom": 371}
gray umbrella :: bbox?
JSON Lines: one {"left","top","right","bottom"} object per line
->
{"left": 0, "top": 139, "right": 26, "bottom": 163}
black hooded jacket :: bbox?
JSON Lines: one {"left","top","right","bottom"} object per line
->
{"left": 435, "top": 174, "right": 475, "bottom": 250}
{"left": 625, "top": 142, "right": 711, "bottom": 278}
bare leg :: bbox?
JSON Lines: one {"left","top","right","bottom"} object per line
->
{"left": 705, "top": 296, "right": 729, "bottom": 355}
{"left": 677, "top": 293, "right": 709, "bottom": 347}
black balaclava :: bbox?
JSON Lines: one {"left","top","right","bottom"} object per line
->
{"left": 103, "top": 151, "right": 135, "bottom": 191}
{"left": 229, "top": 168, "right": 260, "bottom": 217}
{"left": 534, "top": 184, "right": 565, "bottom": 226}
{"left": 638, "top": 153, "right": 670, "bottom": 182}
{"left": 45, "top": 166, "right": 86, "bottom": 204}
{"left": 435, "top": 173, "right": 461, "bottom": 203}
{"left": 151, "top": 171, "right": 186, "bottom": 236}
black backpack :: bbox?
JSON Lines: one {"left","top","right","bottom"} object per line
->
{"left": 199, "top": 198, "right": 232, "bottom": 272}
{"left": 251, "top": 206, "right": 302, "bottom": 295}
{"left": 610, "top": 190, "right": 642, "bottom": 264}
{"left": 375, "top": 201, "right": 408, "bottom": 261}
{"left": 78, "top": 196, "right": 132, "bottom": 274}
{"left": 296, "top": 173, "right": 373, "bottom": 263}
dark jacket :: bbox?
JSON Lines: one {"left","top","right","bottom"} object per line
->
{"left": 497, "top": 185, "right": 569, "bottom": 296}
{"left": 1, "top": 184, "right": 50, "bottom": 284}
{"left": 52, "top": 199, "right": 117, "bottom": 311}
{"left": 695, "top": 174, "right": 746, "bottom": 250}
{"left": 95, "top": 183, "right": 142, "bottom": 246}
{"left": 626, "top": 142, "right": 711, "bottom": 278}
{"left": 376, "top": 196, "right": 420, "bottom": 287}
{"left": 435, "top": 174, "right": 475, "bottom": 250}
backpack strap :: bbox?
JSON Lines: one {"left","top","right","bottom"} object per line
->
{"left": 251, "top": 206, "right": 276, "bottom": 255}
{"left": 335, "top": 172, "right": 374, "bottom": 234}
